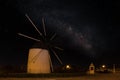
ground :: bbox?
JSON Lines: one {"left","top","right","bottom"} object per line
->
{"left": 0, "top": 73, "right": 119, "bottom": 80}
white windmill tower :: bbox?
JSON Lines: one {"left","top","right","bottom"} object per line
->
{"left": 18, "top": 14, "right": 63, "bottom": 74}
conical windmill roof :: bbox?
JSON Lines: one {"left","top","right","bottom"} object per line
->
{"left": 31, "top": 42, "right": 48, "bottom": 49}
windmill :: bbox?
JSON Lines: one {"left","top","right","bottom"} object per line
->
{"left": 18, "top": 14, "right": 63, "bottom": 74}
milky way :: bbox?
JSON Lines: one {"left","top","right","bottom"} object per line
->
{"left": 16, "top": 0, "right": 101, "bottom": 56}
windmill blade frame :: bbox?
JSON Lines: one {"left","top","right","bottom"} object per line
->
{"left": 54, "top": 46, "right": 64, "bottom": 51}
{"left": 51, "top": 48, "right": 63, "bottom": 64}
{"left": 50, "top": 33, "right": 56, "bottom": 41}
{"left": 18, "top": 33, "right": 41, "bottom": 42}
{"left": 49, "top": 54, "right": 54, "bottom": 72}
{"left": 42, "top": 17, "right": 47, "bottom": 37}
{"left": 25, "top": 14, "right": 43, "bottom": 37}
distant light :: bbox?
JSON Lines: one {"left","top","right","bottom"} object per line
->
{"left": 102, "top": 65, "right": 106, "bottom": 68}
{"left": 66, "top": 65, "right": 71, "bottom": 69}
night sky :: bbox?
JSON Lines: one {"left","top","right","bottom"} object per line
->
{"left": 0, "top": 0, "right": 120, "bottom": 67}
